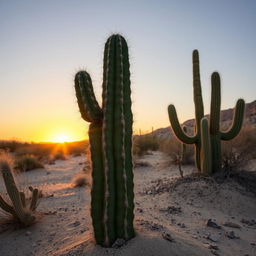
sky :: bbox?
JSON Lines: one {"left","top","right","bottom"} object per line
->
{"left": 0, "top": 0, "right": 255, "bottom": 142}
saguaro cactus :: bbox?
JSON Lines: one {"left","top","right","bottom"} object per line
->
{"left": 168, "top": 50, "right": 204, "bottom": 172}
{"left": 74, "top": 34, "right": 134, "bottom": 247}
{"left": 168, "top": 50, "right": 245, "bottom": 173}
{"left": 0, "top": 159, "right": 40, "bottom": 226}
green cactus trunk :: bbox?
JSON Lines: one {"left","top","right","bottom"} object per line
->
{"left": 74, "top": 34, "right": 134, "bottom": 247}
{"left": 168, "top": 50, "right": 245, "bottom": 174}
{"left": 200, "top": 118, "right": 212, "bottom": 175}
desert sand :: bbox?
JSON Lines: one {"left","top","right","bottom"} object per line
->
{"left": 0, "top": 152, "right": 255, "bottom": 256}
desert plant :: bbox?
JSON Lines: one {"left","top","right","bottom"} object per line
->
{"left": 74, "top": 34, "right": 134, "bottom": 247}
{"left": 159, "top": 136, "right": 194, "bottom": 166}
{"left": 133, "top": 135, "right": 159, "bottom": 156}
{"left": 52, "top": 151, "right": 67, "bottom": 160}
{"left": 222, "top": 125, "right": 256, "bottom": 171}
{"left": 72, "top": 173, "right": 88, "bottom": 187}
{"left": 0, "top": 157, "right": 41, "bottom": 226}
{"left": 168, "top": 50, "right": 245, "bottom": 173}
{"left": 14, "top": 155, "right": 44, "bottom": 172}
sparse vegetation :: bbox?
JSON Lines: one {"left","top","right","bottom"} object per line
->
{"left": 222, "top": 125, "right": 256, "bottom": 171}
{"left": 14, "top": 155, "right": 44, "bottom": 172}
{"left": 0, "top": 140, "right": 89, "bottom": 159}
{"left": 159, "top": 137, "right": 194, "bottom": 166}
{"left": 133, "top": 135, "right": 159, "bottom": 156}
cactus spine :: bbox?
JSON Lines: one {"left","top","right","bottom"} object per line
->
{"left": 74, "top": 34, "right": 134, "bottom": 247}
{"left": 0, "top": 160, "right": 40, "bottom": 226}
{"left": 168, "top": 50, "right": 245, "bottom": 173}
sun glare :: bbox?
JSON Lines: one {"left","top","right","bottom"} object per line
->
{"left": 51, "top": 134, "right": 74, "bottom": 143}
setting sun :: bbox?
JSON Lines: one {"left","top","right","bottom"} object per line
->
{"left": 51, "top": 134, "right": 74, "bottom": 143}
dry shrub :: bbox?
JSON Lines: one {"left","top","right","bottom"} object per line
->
{"left": 14, "top": 155, "right": 44, "bottom": 172}
{"left": 0, "top": 140, "right": 26, "bottom": 153}
{"left": 68, "top": 141, "right": 88, "bottom": 156}
{"left": 0, "top": 140, "right": 89, "bottom": 159}
{"left": 159, "top": 137, "right": 194, "bottom": 165}
{"left": 72, "top": 173, "right": 89, "bottom": 187}
{"left": 15, "top": 143, "right": 53, "bottom": 159}
{"left": 222, "top": 125, "right": 256, "bottom": 171}
{"left": 133, "top": 135, "right": 159, "bottom": 156}
{"left": 52, "top": 152, "right": 67, "bottom": 160}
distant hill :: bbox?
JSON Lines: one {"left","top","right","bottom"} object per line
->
{"left": 151, "top": 100, "right": 256, "bottom": 141}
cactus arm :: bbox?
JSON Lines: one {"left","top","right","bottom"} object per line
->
{"left": 210, "top": 72, "right": 221, "bottom": 135}
{"left": 30, "top": 188, "right": 39, "bottom": 211}
{"left": 122, "top": 37, "right": 134, "bottom": 239}
{"left": 89, "top": 122, "right": 105, "bottom": 246}
{"left": 102, "top": 35, "right": 117, "bottom": 246}
{"left": 0, "top": 195, "right": 15, "bottom": 215}
{"left": 221, "top": 99, "right": 245, "bottom": 140}
{"left": 20, "top": 192, "right": 26, "bottom": 208}
{"left": 74, "top": 71, "right": 103, "bottom": 122}
{"left": 168, "top": 104, "right": 197, "bottom": 144}
{"left": 1, "top": 161, "right": 35, "bottom": 225}
{"left": 192, "top": 50, "right": 204, "bottom": 132}
{"left": 200, "top": 118, "right": 212, "bottom": 175}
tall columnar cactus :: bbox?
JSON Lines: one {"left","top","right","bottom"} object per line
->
{"left": 168, "top": 50, "right": 204, "bottom": 172}
{"left": 0, "top": 159, "right": 40, "bottom": 226}
{"left": 168, "top": 50, "right": 245, "bottom": 173}
{"left": 74, "top": 34, "right": 134, "bottom": 247}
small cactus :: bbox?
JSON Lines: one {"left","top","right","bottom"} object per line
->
{"left": 168, "top": 50, "right": 245, "bottom": 173}
{"left": 0, "top": 159, "right": 40, "bottom": 226}
{"left": 74, "top": 34, "right": 134, "bottom": 247}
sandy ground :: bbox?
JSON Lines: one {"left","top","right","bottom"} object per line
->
{"left": 0, "top": 152, "right": 255, "bottom": 256}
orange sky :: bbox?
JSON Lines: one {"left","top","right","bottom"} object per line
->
{"left": 1, "top": 1, "right": 255, "bottom": 142}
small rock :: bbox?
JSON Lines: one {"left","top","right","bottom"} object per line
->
{"left": 211, "top": 250, "right": 220, "bottom": 255}
{"left": 226, "top": 231, "right": 239, "bottom": 239}
{"left": 181, "top": 223, "right": 186, "bottom": 228}
{"left": 206, "top": 219, "right": 221, "bottom": 229}
{"left": 25, "top": 231, "right": 32, "bottom": 236}
{"left": 207, "top": 234, "right": 220, "bottom": 242}
{"left": 162, "top": 232, "right": 175, "bottom": 242}
{"left": 208, "top": 245, "right": 219, "bottom": 250}
{"left": 72, "top": 221, "right": 81, "bottom": 227}
{"left": 137, "top": 208, "right": 143, "bottom": 213}
{"left": 112, "top": 239, "right": 126, "bottom": 248}
{"left": 241, "top": 219, "right": 256, "bottom": 226}
{"left": 223, "top": 222, "right": 241, "bottom": 229}
{"left": 250, "top": 242, "right": 256, "bottom": 246}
